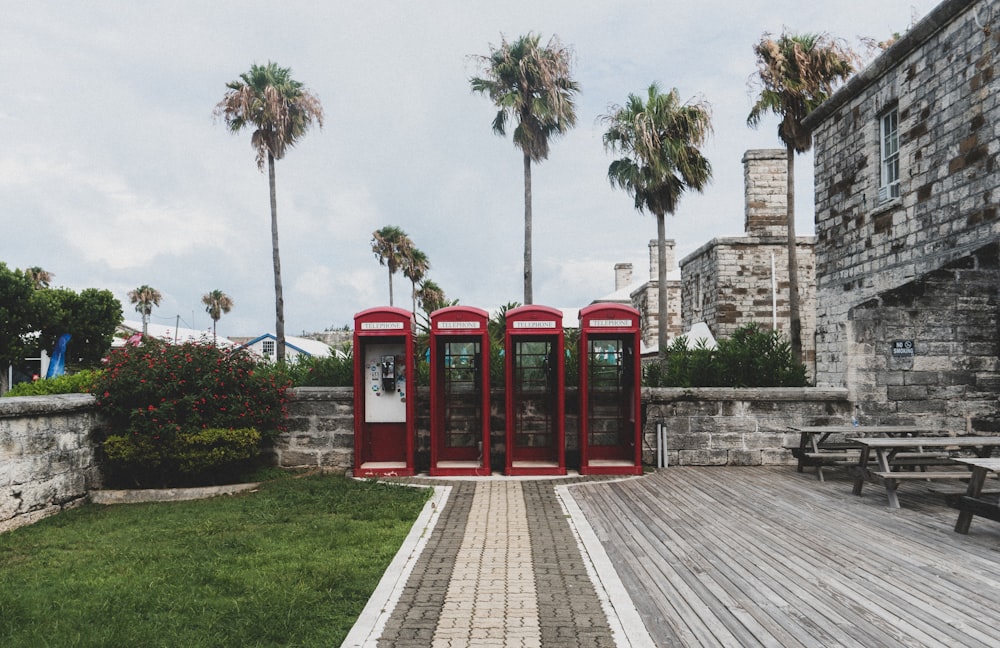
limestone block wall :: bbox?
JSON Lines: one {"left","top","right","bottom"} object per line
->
{"left": 845, "top": 243, "right": 1000, "bottom": 431}
{"left": 274, "top": 386, "right": 852, "bottom": 472}
{"left": 269, "top": 387, "right": 355, "bottom": 469}
{"left": 807, "top": 0, "right": 1000, "bottom": 387}
{"left": 0, "top": 394, "right": 99, "bottom": 534}
{"left": 642, "top": 387, "right": 852, "bottom": 466}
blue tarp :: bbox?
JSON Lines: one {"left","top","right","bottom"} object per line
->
{"left": 46, "top": 333, "right": 71, "bottom": 378}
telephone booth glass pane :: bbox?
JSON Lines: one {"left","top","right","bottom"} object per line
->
{"left": 513, "top": 340, "right": 554, "bottom": 449}
{"left": 587, "top": 338, "right": 626, "bottom": 447}
{"left": 443, "top": 341, "right": 481, "bottom": 449}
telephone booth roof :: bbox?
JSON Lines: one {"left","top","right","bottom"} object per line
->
{"left": 430, "top": 305, "right": 489, "bottom": 332}
{"left": 505, "top": 304, "right": 563, "bottom": 329}
{"left": 354, "top": 307, "right": 414, "bottom": 334}
{"left": 579, "top": 303, "right": 640, "bottom": 330}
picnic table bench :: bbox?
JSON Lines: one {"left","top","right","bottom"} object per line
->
{"left": 953, "top": 457, "right": 1000, "bottom": 534}
{"left": 851, "top": 436, "right": 1000, "bottom": 509}
{"left": 786, "top": 425, "right": 933, "bottom": 482}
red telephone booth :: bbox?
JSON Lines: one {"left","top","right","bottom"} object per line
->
{"left": 504, "top": 305, "right": 566, "bottom": 476}
{"left": 429, "top": 306, "right": 491, "bottom": 476}
{"left": 353, "top": 307, "right": 416, "bottom": 477}
{"left": 578, "top": 303, "right": 643, "bottom": 475}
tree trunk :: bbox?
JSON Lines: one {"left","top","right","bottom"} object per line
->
{"left": 387, "top": 266, "right": 394, "bottom": 307}
{"left": 657, "top": 212, "right": 669, "bottom": 359}
{"left": 523, "top": 152, "right": 533, "bottom": 305}
{"left": 268, "top": 153, "right": 286, "bottom": 363}
{"left": 785, "top": 144, "right": 803, "bottom": 366}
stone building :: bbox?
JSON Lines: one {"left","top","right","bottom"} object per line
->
{"left": 802, "top": 0, "right": 1000, "bottom": 429}
{"left": 592, "top": 241, "right": 682, "bottom": 353}
{"left": 629, "top": 240, "right": 683, "bottom": 352}
{"left": 679, "top": 149, "right": 817, "bottom": 371}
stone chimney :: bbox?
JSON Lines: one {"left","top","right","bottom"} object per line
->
{"left": 614, "top": 263, "right": 633, "bottom": 291}
{"left": 648, "top": 239, "right": 676, "bottom": 279}
{"left": 743, "top": 149, "right": 788, "bottom": 237}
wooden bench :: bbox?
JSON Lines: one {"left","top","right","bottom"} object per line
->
{"left": 953, "top": 458, "right": 1000, "bottom": 534}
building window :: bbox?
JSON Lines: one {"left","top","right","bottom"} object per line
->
{"left": 262, "top": 339, "right": 275, "bottom": 358}
{"left": 879, "top": 107, "right": 900, "bottom": 203}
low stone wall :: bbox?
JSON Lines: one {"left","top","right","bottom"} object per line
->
{"left": 643, "top": 387, "right": 852, "bottom": 467}
{"left": 276, "top": 386, "right": 852, "bottom": 472}
{"left": 0, "top": 394, "right": 100, "bottom": 534}
{"left": 1, "top": 387, "right": 853, "bottom": 532}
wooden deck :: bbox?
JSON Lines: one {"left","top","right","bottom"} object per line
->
{"left": 568, "top": 466, "right": 1000, "bottom": 648}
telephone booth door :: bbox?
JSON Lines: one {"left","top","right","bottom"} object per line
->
{"left": 578, "top": 304, "right": 642, "bottom": 475}
{"left": 429, "top": 306, "right": 491, "bottom": 476}
{"left": 353, "top": 307, "right": 416, "bottom": 477}
{"left": 504, "top": 305, "right": 566, "bottom": 476}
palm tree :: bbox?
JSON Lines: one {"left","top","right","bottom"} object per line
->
{"left": 748, "top": 32, "right": 855, "bottom": 364}
{"left": 416, "top": 279, "right": 449, "bottom": 316}
{"left": 24, "top": 267, "right": 53, "bottom": 290}
{"left": 402, "top": 247, "right": 430, "bottom": 315}
{"left": 215, "top": 61, "right": 324, "bottom": 362}
{"left": 128, "top": 285, "right": 162, "bottom": 337}
{"left": 371, "top": 225, "right": 412, "bottom": 307}
{"left": 471, "top": 32, "right": 579, "bottom": 305}
{"left": 202, "top": 289, "right": 234, "bottom": 344}
{"left": 602, "top": 83, "right": 713, "bottom": 357}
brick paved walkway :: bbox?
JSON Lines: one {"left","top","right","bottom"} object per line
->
{"left": 345, "top": 477, "right": 649, "bottom": 648}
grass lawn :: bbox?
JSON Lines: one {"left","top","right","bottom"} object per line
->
{"left": 0, "top": 472, "right": 430, "bottom": 647}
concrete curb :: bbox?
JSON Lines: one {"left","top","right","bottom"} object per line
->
{"left": 341, "top": 483, "right": 452, "bottom": 648}
{"left": 89, "top": 482, "right": 262, "bottom": 504}
{"left": 557, "top": 480, "right": 657, "bottom": 648}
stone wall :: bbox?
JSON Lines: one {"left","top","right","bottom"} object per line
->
{"left": 642, "top": 387, "right": 851, "bottom": 466}
{"left": 845, "top": 243, "right": 1000, "bottom": 432}
{"left": 805, "top": 0, "right": 1000, "bottom": 388}
{"left": 275, "top": 386, "right": 852, "bottom": 472}
{"left": 1, "top": 387, "right": 856, "bottom": 532}
{"left": 0, "top": 394, "right": 99, "bottom": 534}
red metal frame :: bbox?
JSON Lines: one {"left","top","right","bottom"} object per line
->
{"left": 353, "top": 307, "right": 416, "bottom": 477}
{"left": 578, "top": 303, "right": 643, "bottom": 475}
{"left": 429, "top": 306, "right": 491, "bottom": 476}
{"left": 504, "top": 305, "right": 566, "bottom": 476}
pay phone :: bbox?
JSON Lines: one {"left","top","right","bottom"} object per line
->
{"left": 364, "top": 344, "right": 406, "bottom": 422}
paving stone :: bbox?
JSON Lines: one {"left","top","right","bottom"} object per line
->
{"left": 374, "top": 477, "right": 621, "bottom": 647}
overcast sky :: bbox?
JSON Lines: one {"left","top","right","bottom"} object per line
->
{"left": 1, "top": 0, "right": 939, "bottom": 339}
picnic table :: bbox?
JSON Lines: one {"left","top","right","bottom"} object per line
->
{"left": 851, "top": 436, "right": 1000, "bottom": 509}
{"left": 953, "top": 457, "right": 1000, "bottom": 534}
{"left": 786, "top": 425, "right": 931, "bottom": 482}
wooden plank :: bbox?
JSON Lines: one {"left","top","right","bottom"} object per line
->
{"left": 568, "top": 468, "right": 1000, "bottom": 647}
{"left": 871, "top": 471, "right": 971, "bottom": 480}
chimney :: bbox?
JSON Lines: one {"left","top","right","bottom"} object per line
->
{"left": 614, "top": 263, "right": 633, "bottom": 291}
{"left": 648, "top": 239, "right": 676, "bottom": 279}
{"left": 743, "top": 149, "right": 788, "bottom": 237}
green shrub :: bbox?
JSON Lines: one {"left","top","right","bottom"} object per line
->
{"left": 2, "top": 370, "right": 100, "bottom": 397}
{"left": 175, "top": 427, "right": 262, "bottom": 474}
{"left": 254, "top": 348, "right": 354, "bottom": 388}
{"left": 93, "top": 340, "right": 290, "bottom": 487}
{"left": 648, "top": 323, "right": 808, "bottom": 387}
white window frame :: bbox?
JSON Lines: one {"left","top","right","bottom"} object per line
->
{"left": 262, "top": 339, "right": 275, "bottom": 358}
{"left": 879, "top": 107, "right": 900, "bottom": 203}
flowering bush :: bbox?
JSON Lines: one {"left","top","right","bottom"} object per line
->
{"left": 93, "top": 340, "right": 290, "bottom": 486}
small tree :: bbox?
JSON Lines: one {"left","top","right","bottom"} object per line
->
{"left": 128, "top": 284, "right": 162, "bottom": 336}
{"left": 202, "top": 289, "right": 234, "bottom": 344}
{"left": 371, "top": 225, "right": 412, "bottom": 307}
